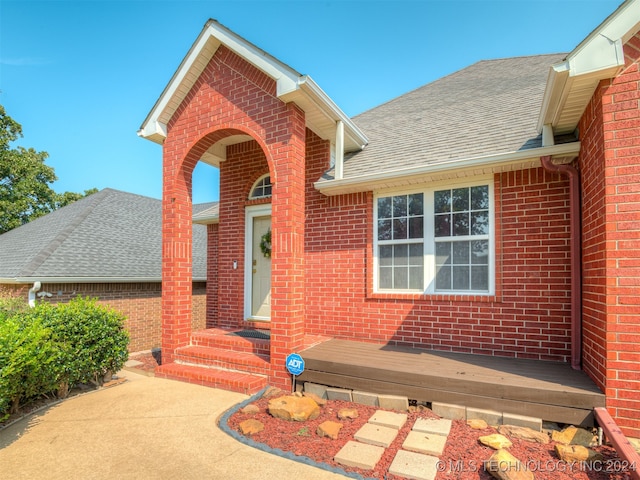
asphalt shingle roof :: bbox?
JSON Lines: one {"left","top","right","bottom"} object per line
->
{"left": 330, "top": 54, "right": 567, "bottom": 181}
{"left": 0, "top": 188, "right": 212, "bottom": 282}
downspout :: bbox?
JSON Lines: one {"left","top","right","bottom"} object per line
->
{"left": 335, "top": 120, "right": 344, "bottom": 180}
{"left": 540, "top": 150, "right": 582, "bottom": 370}
{"left": 28, "top": 281, "right": 41, "bottom": 308}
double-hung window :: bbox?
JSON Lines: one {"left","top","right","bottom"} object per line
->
{"left": 375, "top": 182, "right": 492, "bottom": 294}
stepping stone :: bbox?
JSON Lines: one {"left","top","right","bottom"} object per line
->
{"left": 413, "top": 418, "right": 452, "bottom": 436}
{"left": 389, "top": 450, "right": 439, "bottom": 480}
{"left": 354, "top": 422, "right": 399, "bottom": 448}
{"left": 368, "top": 410, "right": 407, "bottom": 430}
{"left": 403, "top": 430, "right": 448, "bottom": 456}
{"left": 334, "top": 440, "right": 385, "bottom": 470}
{"left": 124, "top": 359, "right": 144, "bottom": 368}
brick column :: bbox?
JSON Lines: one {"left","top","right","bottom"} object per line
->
{"left": 268, "top": 103, "right": 306, "bottom": 389}
{"left": 206, "top": 223, "right": 219, "bottom": 328}
{"left": 161, "top": 151, "right": 195, "bottom": 364}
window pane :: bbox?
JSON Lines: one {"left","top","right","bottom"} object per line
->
{"left": 409, "top": 243, "right": 423, "bottom": 265}
{"left": 409, "top": 193, "right": 424, "bottom": 215}
{"left": 393, "top": 195, "right": 407, "bottom": 217}
{"left": 378, "top": 219, "right": 392, "bottom": 241}
{"left": 471, "top": 185, "right": 489, "bottom": 210}
{"left": 409, "top": 266, "right": 423, "bottom": 290}
{"left": 453, "top": 242, "right": 470, "bottom": 264}
{"left": 453, "top": 266, "right": 470, "bottom": 290}
{"left": 434, "top": 190, "right": 450, "bottom": 214}
{"left": 471, "top": 212, "right": 489, "bottom": 235}
{"left": 409, "top": 217, "right": 423, "bottom": 238}
{"left": 452, "top": 188, "right": 469, "bottom": 212}
{"left": 264, "top": 185, "right": 272, "bottom": 196}
{"left": 393, "top": 218, "right": 407, "bottom": 240}
{"left": 471, "top": 266, "right": 489, "bottom": 290}
{"left": 379, "top": 245, "right": 392, "bottom": 266}
{"left": 436, "top": 242, "right": 451, "bottom": 265}
{"left": 394, "top": 244, "right": 408, "bottom": 265}
{"left": 436, "top": 265, "right": 451, "bottom": 289}
{"left": 471, "top": 240, "right": 489, "bottom": 264}
{"left": 453, "top": 212, "right": 469, "bottom": 236}
{"left": 435, "top": 214, "right": 450, "bottom": 237}
{"left": 378, "top": 197, "right": 392, "bottom": 219}
{"left": 394, "top": 266, "right": 408, "bottom": 289}
{"left": 379, "top": 267, "right": 392, "bottom": 289}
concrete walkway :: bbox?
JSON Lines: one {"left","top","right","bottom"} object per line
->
{"left": 0, "top": 370, "right": 346, "bottom": 479}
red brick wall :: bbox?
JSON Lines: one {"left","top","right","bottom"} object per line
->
{"left": 304, "top": 127, "right": 573, "bottom": 361}
{"left": 3, "top": 282, "right": 206, "bottom": 353}
{"left": 579, "top": 34, "right": 640, "bottom": 438}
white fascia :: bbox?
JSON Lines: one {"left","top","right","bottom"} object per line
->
{"left": 315, "top": 142, "right": 581, "bottom": 196}
{"left": 537, "top": 0, "right": 639, "bottom": 133}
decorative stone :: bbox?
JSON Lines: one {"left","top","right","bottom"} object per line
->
{"left": 555, "top": 444, "right": 604, "bottom": 464}
{"left": 241, "top": 404, "right": 260, "bottom": 415}
{"left": 262, "top": 386, "right": 285, "bottom": 398}
{"left": 268, "top": 395, "right": 320, "bottom": 421}
{"left": 317, "top": 421, "right": 343, "bottom": 440}
{"left": 485, "top": 449, "right": 534, "bottom": 480}
{"left": 479, "top": 434, "right": 513, "bottom": 450}
{"left": 467, "top": 418, "right": 489, "bottom": 430}
{"left": 239, "top": 419, "right": 264, "bottom": 435}
{"left": 499, "top": 425, "right": 549, "bottom": 444}
{"left": 303, "top": 391, "right": 327, "bottom": 406}
{"left": 338, "top": 408, "right": 359, "bottom": 420}
{"left": 551, "top": 426, "right": 597, "bottom": 446}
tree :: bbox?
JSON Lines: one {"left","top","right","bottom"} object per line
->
{"left": 0, "top": 105, "right": 95, "bottom": 234}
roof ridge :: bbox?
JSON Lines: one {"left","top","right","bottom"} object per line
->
{"left": 17, "top": 189, "right": 110, "bottom": 278}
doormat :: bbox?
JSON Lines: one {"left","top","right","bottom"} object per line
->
{"left": 227, "top": 329, "right": 271, "bottom": 340}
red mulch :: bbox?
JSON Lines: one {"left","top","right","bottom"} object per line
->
{"left": 227, "top": 393, "right": 633, "bottom": 480}
{"left": 128, "top": 352, "right": 634, "bottom": 480}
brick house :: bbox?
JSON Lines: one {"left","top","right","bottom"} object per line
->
{"left": 0, "top": 188, "right": 212, "bottom": 352}
{"left": 139, "top": 1, "right": 640, "bottom": 437}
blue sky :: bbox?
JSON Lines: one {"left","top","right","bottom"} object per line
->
{"left": 1, "top": 0, "right": 623, "bottom": 204}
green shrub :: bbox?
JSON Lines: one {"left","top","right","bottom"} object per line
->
{"left": 0, "top": 290, "right": 28, "bottom": 321}
{"left": 39, "top": 297, "right": 129, "bottom": 391}
{"left": 0, "top": 315, "right": 60, "bottom": 420}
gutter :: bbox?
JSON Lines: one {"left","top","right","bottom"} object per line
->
{"left": 540, "top": 154, "right": 582, "bottom": 370}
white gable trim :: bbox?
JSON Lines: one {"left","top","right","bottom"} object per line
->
{"left": 537, "top": 0, "right": 640, "bottom": 134}
{"left": 138, "top": 19, "right": 367, "bottom": 153}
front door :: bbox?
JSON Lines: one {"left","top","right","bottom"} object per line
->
{"left": 250, "top": 215, "right": 271, "bottom": 319}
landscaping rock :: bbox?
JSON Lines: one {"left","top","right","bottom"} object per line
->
{"left": 241, "top": 404, "right": 260, "bottom": 415}
{"left": 303, "top": 391, "right": 327, "bottom": 406}
{"left": 555, "top": 444, "right": 603, "bottom": 464}
{"left": 338, "top": 408, "right": 359, "bottom": 420}
{"left": 268, "top": 395, "right": 320, "bottom": 421}
{"left": 239, "top": 419, "right": 264, "bottom": 435}
{"left": 479, "top": 434, "right": 513, "bottom": 450}
{"left": 317, "top": 421, "right": 343, "bottom": 439}
{"left": 262, "top": 386, "right": 285, "bottom": 398}
{"left": 485, "top": 449, "right": 534, "bottom": 480}
{"left": 551, "top": 426, "right": 596, "bottom": 446}
{"left": 499, "top": 424, "right": 549, "bottom": 444}
{"left": 468, "top": 418, "right": 489, "bottom": 430}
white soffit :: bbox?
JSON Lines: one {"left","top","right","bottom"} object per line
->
{"left": 537, "top": 0, "right": 640, "bottom": 134}
{"left": 138, "top": 19, "right": 367, "bottom": 154}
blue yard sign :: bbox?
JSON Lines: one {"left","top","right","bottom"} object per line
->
{"left": 286, "top": 353, "right": 305, "bottom": 376}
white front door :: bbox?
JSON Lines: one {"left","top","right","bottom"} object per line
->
{"left": 245, "top": 205, "right": 272, "bottom": 321}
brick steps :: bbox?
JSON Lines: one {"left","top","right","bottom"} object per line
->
{"left": 190, "top": 329, "right": 270, "bottom": 356}
{"left": 155, "top": 363, "right": 267, "bottom": 395}
{"left": 157, "top": 328, "right": 271, "bottom": 395}
{"left": 175, "top": 345, "right": 270, "bottom": 375}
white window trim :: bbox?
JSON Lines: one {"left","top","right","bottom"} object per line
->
{"left": 249, "top": 173, "right": 272, "bottom": 200}
{"left": 373, "top": 177, "right": 495, "bottom": 296}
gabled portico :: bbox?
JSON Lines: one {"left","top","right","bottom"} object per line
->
{"left": 138, "top": 19, "right": 366, "bottom": 390}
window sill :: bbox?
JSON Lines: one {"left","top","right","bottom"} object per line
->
{"left": 369, "top": 292, "right": 499, "bottom": 303}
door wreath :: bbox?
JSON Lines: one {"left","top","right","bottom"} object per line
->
{"left": 260, "top": 229, "right": 272, "bottom": 258}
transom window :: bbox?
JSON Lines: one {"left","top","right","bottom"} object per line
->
{"left": 249, "top": 174, "right": 272, "bottom": 199}
{"left": 375, "top": 182, "right": 493, "bottom": 294}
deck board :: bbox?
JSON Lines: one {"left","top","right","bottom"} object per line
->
{"left": 298, "top": 339, "right": 605, "bottom": 426}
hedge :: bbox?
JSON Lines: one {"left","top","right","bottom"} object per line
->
{"left": 0, "top": 297, "right": 129, "bottom": 420}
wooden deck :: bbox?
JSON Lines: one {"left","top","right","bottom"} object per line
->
{"left": 297, "top": 339, "right": 605, "bottom": 426}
